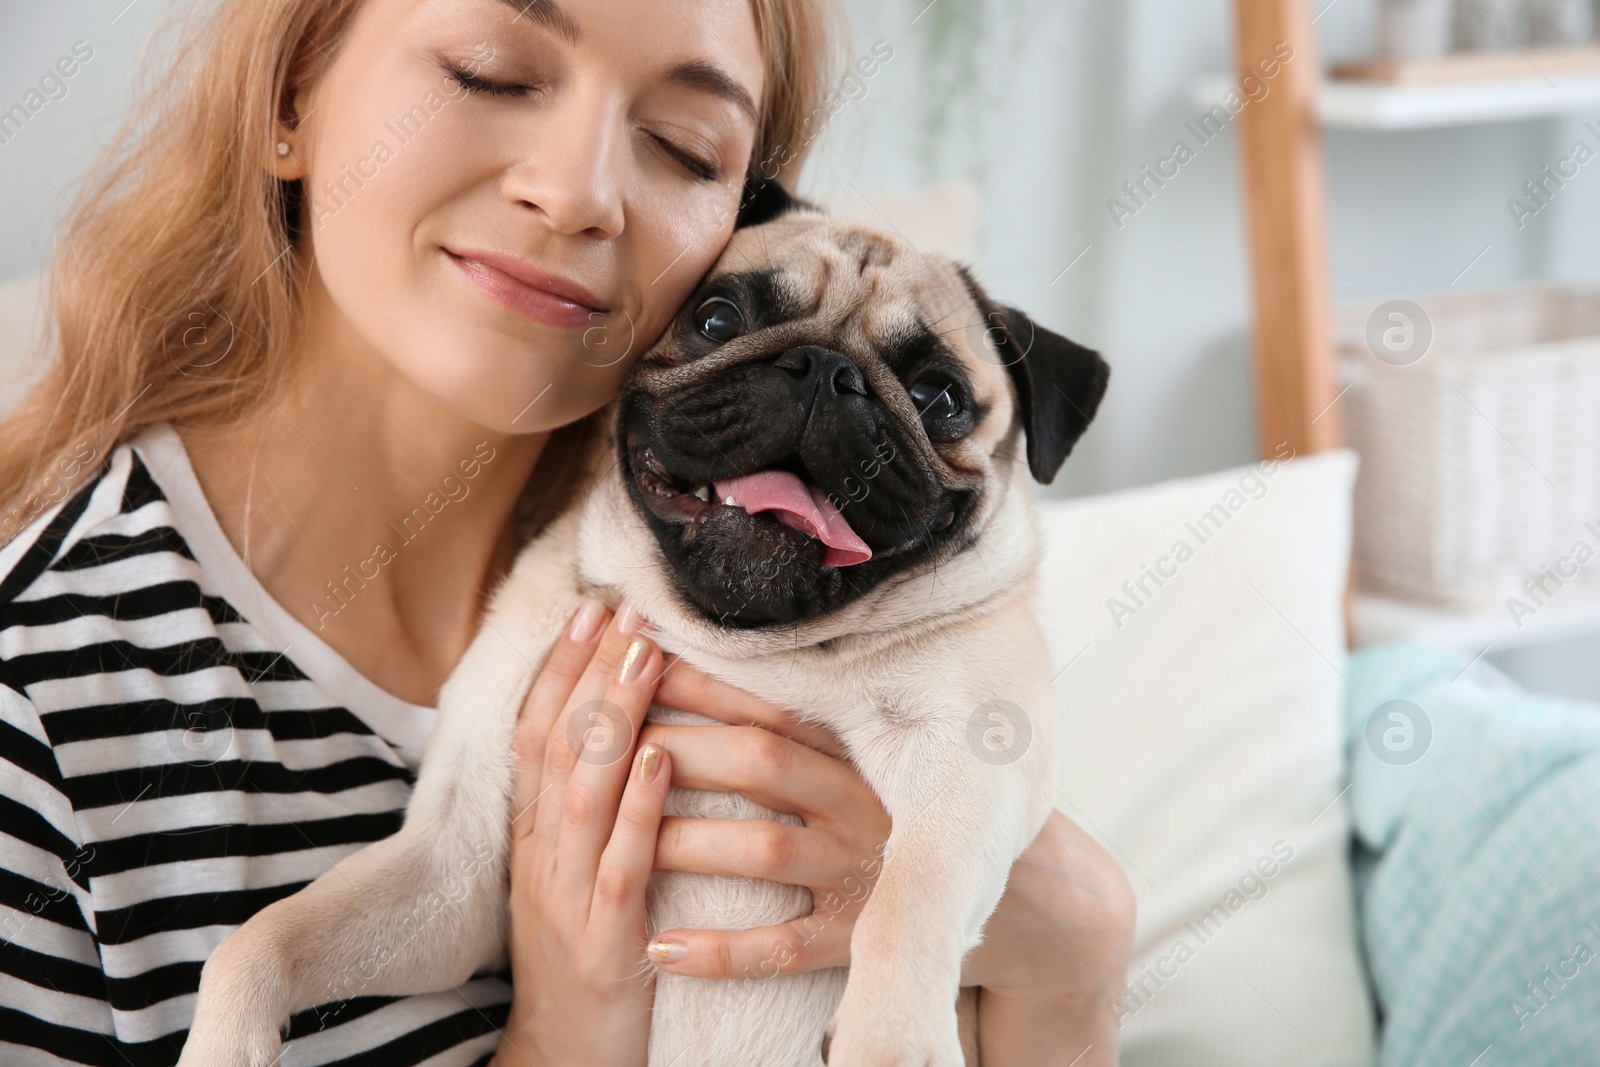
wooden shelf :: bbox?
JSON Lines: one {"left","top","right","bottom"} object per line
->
{"left": 1352, "top": 587, "right": 1600, "bottom": 650}
{"left": 1331, "top": 45, "right": 1600, "bottom": 84}
{"left": 1192, "top": 69, "right": 1600, "bottom": 129}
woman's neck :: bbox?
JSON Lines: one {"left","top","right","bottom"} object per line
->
{"left": 184, "top": 316, "right": 549, "bottom": 708}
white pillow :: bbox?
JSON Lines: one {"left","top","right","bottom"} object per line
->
{"left": 1037, "top": 450, "right": 1376, "bottom": 1067}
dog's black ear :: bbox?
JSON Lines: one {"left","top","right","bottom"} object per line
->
{"left": 956, "top": 264, "right": 1110, "bottom": 485}
{"left": 735, "top": 173, "right": 811, "bottom": 229}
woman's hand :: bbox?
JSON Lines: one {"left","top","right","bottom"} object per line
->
{"left": 638, "top": 669, "right": 1137, "bottom": 1067}
{"left": 635, "top": 659, "right": 890, "bottom": 976}
{"left": 491, "top": 599, "right": 673, "bottom": 1067}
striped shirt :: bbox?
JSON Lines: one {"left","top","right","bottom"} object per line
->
{"left": 0, "top": 423, "right": 511, "bottom": 1065}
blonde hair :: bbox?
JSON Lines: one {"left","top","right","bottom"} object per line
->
{"left": 0, "top": 0, "right": 841, "bottom": 545}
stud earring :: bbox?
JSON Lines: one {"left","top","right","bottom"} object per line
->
{"left": 275, "top": 141, "right": 290, "bottom": 157}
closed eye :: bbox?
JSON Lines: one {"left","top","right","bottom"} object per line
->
{"left": 649, "top": 133, "right": 720, "bottom": 182}
{"left": 445, "top": 65, "right": 540, "bottom": 98}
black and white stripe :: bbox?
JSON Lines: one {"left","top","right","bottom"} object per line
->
{"left": 0, "top": 432, "right": 511, "bottom": 1065}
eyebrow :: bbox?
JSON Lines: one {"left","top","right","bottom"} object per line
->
{"left": 495, "top": 0, "right": 581, "bottom": 46}
{"left": 494, "top": 0, "right": 758, "bottom": 122}
{"left": 663, "top": 59, "right": 759, "bottom": 123}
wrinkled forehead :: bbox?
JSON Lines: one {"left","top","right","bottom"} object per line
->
{"left": 709, "top": 216, "right": 1009, "bottom": 397}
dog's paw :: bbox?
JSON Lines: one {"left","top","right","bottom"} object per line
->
{"left": 177, "top": 937, "right": 293, "bottom": 1067}
{"left": 175, "top": 1016, "right": 284, "bottom": 1067}
{"left": 822, "top": 986, "right": 964, "bottom": 1067}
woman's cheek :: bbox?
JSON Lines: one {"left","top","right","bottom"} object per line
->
{"left": 299, "top": 86, "right": 558, "bottom": 427}
{"left": 302, "top": 71, "right": 465, "bottom": 334}
{"left": 629, "top": 185, "right": 738, "bottom": 339}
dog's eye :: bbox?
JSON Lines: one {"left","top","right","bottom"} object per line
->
{"left": 695, "top": 297, "right": 746, "bottom": 343}
{"left": 910, "top": 378, "right": 961, "bottom": 420}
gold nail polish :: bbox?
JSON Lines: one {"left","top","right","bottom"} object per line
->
{"left": 639, "top": 743, "right": 662, "bottom": 782}
{"left": 648, "top": 938, "right": 687, "bottom": 964}
{"left": 617, "top": 636, "right": 647, "bottom": 684}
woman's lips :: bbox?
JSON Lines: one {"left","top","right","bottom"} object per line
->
{"left": 445, "top": 249, "right": 608, "bottom": 330}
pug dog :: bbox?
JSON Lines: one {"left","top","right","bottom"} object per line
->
{"left": 178, "top": 178, "right": 1109, "bottom": 1067}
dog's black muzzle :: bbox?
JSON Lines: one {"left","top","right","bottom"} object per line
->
{"left": 617, "top": 345, "right": 971, "bottom": 626}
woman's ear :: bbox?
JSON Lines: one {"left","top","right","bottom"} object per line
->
{"left": 269, "top": 127, "right": 306, "bottom": 181}
{"left": 269, "top": 81, "right": 312, "bottom": 181}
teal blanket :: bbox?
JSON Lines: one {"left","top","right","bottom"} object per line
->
{"left": 1348, "top": 642, "right": 1600, "bottom": 1065}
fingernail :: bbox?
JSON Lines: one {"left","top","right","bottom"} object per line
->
{"left": 639, "top": 742, "right": 663, "bottom": 782}
{"left": 614, "top": 600, "right": 646, "bottom": 635}
{"left": 617, "top": 636, "right": 648, "bottom": 685}
{"left": 568, "top": 600, "right": 605, "bottom": 643}
{"left": 648, "top": 938, "right": 687, "bottom": 965}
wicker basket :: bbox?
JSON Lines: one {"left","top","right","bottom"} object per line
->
{"left": 1338, "top": 285, "right": 1600, "bottom": 607}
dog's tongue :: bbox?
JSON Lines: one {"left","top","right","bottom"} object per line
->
{"left": 712, "top": 470, "right": 872, "bottom": 567}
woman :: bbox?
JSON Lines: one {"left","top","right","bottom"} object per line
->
{"left": 0, "top": 0, "right": 1135, "bottom": 1063}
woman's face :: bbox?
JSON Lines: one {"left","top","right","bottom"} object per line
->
{"left": 280, "top": 0, "right": 763, "bottom": 432}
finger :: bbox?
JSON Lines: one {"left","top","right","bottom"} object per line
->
{"left": 647, "top": 911, "right": 853, "bottom": 978}
{"left": 654, "top": 817, "right": 852, "bottom": 887}
{"left": 534, "top": 601, "right": 653, "bottom": 845}
{"left": 511, "top": 599, "right": 611, "bottom": 839}
{"left": 549, "top": 628, "right": 666, "bottom": 894}
{"left": 588, "top": 742, "right": 672, "bottom": 938}
{"left": 636, "top": 723, "right": 881, "bottom": 824}
{"left": 653, "top": 657, "right": 847, "bottom": 759}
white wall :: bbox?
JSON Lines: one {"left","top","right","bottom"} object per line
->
{"left": 0, "top": 4, "right": 170, "bottom": 279}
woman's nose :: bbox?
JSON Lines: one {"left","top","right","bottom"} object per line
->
{"left": 499, "top": 86, "right": 626, "bottom": 239}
